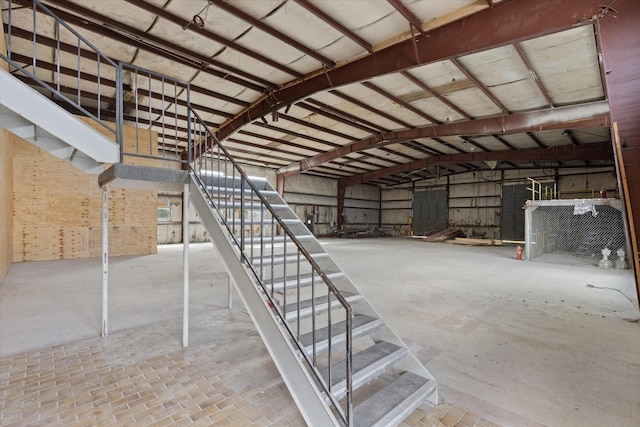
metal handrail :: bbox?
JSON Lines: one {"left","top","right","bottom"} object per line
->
{"left": 116, "top": 62, "right": 191, "bottom": 164}
{"left": 1, "top": 0, "right": 118, "bottom": 137}
{"left": 1, "top": 3, "right": 354, "bottom": 422}
{"left": 188, "top": 109, "right": 353, "bottom": 425}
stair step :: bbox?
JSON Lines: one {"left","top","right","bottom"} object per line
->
{"left": 239, "top": 234, "right": 314, "bottom": 246}
{"left": 215, "top": 200, "right": 288, "bottom": 211}
{"left": 228, "top": 217, "right": 301, "bottom": 226}
{"left": 300, "top": 314, "right": 384, "bottom": 354}
{"left": 198, "top": 173, "right": 267, "bottom": 188}
{"left": 206, "top": 185, "right": 279, "bottom": 198}
{"left": 284, "top": 292, "right": 362, "bottom": 322}
{"left": 321, "top": 341, "right": 408, "bottom": 400}
{"left": 265, "top": 271, "right": 345, "bottom": 293}
{"left": 353, "top": 372, "right": 436, "bottom": 427}
{"left": 252, "top": 252, "right": 328, "bottom": 267}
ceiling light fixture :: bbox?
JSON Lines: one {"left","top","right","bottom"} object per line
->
{"left": 184, "top": 0, "right": 214, "bottom": 30}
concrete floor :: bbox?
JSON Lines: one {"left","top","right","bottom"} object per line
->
{"left": 1, "top": 238, "right": 639, "bottom": 426}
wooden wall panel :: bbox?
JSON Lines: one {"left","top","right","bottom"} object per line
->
{"left": 0, "top": 128, "right": 14, "bottom": 281}
{"left": 11, "top": 122, "right": 158, "bottom": 262}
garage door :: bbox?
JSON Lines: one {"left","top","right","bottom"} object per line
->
{"left": 412, "top": 189, "right": 448, "bottom": 235}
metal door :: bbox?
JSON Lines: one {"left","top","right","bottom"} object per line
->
{"left": 412, "top": 189, "right": 448, "bottom": 235}
{"left": 501, "top": 184, "right": 527, "bottom": 240}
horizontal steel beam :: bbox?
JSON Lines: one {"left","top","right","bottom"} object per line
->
{"left": 278, "top": 101, "right": 611, "bottom": 177}
{"left": 340, "top": 142, "right": 614, "bottom": 186}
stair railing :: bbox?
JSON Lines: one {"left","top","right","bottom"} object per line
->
{"left": 189, "top": 110, "right": 353, "bottom": 426}
{"left": 1, "top": 0, "right": 119, "bottom": 141}
{"left": 2, "top": 2, "right": 354, "bottom": 423}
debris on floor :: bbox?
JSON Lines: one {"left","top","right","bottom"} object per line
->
{"left": 420, "top": 228, "right": 465, "bottom": 242}
{"left": 337, "top": 227, "right": 390, "bottom": 238}
{"left": 446, "top": 237, "right": 504, "bottom": 246}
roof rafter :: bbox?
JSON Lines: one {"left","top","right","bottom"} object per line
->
{"left": 292, "top": 0, "right": 373, "bottom": 53}
{"left": 278, "top": 101, "right": 610, "bottom": 177}
{"left": 361, "top": 81, "right": 438, "bottom": 124}
{"left": 121, "top": 0, "right": 302, "bottom": 79}
{"left": 400, "top": 71, "right": 471, "bottom": 120}
{"left": 40, "top": 0, "right": 272, "bottom": 90}
{"left": 514, "top": 42, "right": 554, "bottom": 108}
{"left": 329, "top": 89, "right": 413, "bottom": 128}
{"left": 208, "top": 0, "right": 334, "bottom": 67}
{"left": 387, "top": 0, "right": 424, "bottom": 33}
{"left": 341, "top": 142, "right": 614, "bottom": 186}
{"left": 450, "top": 57, "right": 509, "bottom": 114}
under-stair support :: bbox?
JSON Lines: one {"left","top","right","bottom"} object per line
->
{"left": 183, "top": 183, "right": 190, "bottom": 348}
{"left": 102, "top": 186, "right": 108, "bottom": 337}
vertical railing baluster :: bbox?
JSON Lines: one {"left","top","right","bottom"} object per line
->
{"left": 240, "top": 178, "right": 245, "bottom": 261}
{"left": 148, "top": 74, "right": 152, "bottom": 155}
{"left": 32, "top": 3, "right": 36, "bottom": 76}
{"left": 116, "top": 64, "right": 123, "bottom": 163}
{"left": 282, "top": 233, "right": 287, "bottom": 314}
{"left": 250, "top": 187, "right": 254, "bottom": 263}
{"left": 7, "top": 0, "right": 12, "bottom": 58}
{"left": 161, "top": 76, "right": 166, "bottom": 158}
{"left": 296, "top": 251, "right": 301, "bottom": 340}
{"left": 76, "top": 39, "right": 80, "bottom": 106}
{"left": 270, "top": 215, "right": 275, "bottom": 298}
{"left": 132, "top": 68, "right": 138, "bottom": 156}
{"left": 327, "top": 289, "right": 332, "bottom": 392}
{"left": 232, "top": 167, "right": 236, "bottom": 237}
{"left": 55, "top": 20, "right": 60, "bottom": 92}
{"left": 174, "top": 81, "right": 179, "bottom": 160}
{"left": 346, "top": 310, "right": 353, "bottom": 427}
{"left": 311, "top": 272, "right": 316, "bottom": 366}
{"left": 97, "top": 54, "right": 101, "bottom": 121}
{"left": 260, "top": 202, "right": 264, "bottom": 282}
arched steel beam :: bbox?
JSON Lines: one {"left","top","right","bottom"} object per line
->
{"left": 212, "top": 0, "right": 606, "bottom": 145}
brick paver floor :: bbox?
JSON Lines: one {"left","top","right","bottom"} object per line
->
{"left": 0, "top": 308, "right": 498, "bottom": 426}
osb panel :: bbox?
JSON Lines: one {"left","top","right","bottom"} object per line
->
{"left": 76, "top": 116, "right": 159, "bottom": 167}
{"left": 0, "top": 128, "right": 14, "bottom": 280}
{"left": 12, "top": 127, "right": 157, "bottom": 262}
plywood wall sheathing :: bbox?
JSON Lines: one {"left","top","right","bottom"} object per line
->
{"left": 11, "top": 123, "right": 158, "bottom": 262}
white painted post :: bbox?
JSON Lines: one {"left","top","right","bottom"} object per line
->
{"left": 101, "top": 186, "right": 108, "bottom": 337}
{"left": 525, "top": 202, "right": 533, "bottom": 261}
{"left": 182, "top": 183, "right": 190, "bottom": 347}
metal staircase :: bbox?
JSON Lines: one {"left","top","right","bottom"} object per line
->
{"left": 189, "top": 137, "right": 438, "bottom": 426}
{"left": 1, "top": 1, "right": 438, "bottom": 425}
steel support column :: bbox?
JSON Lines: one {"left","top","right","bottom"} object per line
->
{"left": 101, "top": 186, "right": 108, "bottom": 337}
{"left": 337, "top": 181, "right": 346, "bottom": 230}
{"left": 183, "top": 183, "right": 190, "bottom": 347}
{"left": 598, "top": 0, "right": 640, "bottom": 303}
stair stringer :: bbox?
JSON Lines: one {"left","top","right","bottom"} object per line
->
{"left": 0, "top": 68, "right": 119, "bottom": 173}
{"left": 260, "top": 181, "right": 440, "bottom": 396}
{"left": 189, "top": 175, "right": 341, "bottom": 427}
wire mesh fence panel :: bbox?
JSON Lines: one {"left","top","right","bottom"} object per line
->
{"left": 528, "top": 202, "right": 629, "bottom": 269}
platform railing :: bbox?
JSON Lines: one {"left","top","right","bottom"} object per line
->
{"left": 2, "top": 2, "right": 354, "bottom": 423}
{"left": 1, "top": 0, "right": 118, "bottom": 139}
